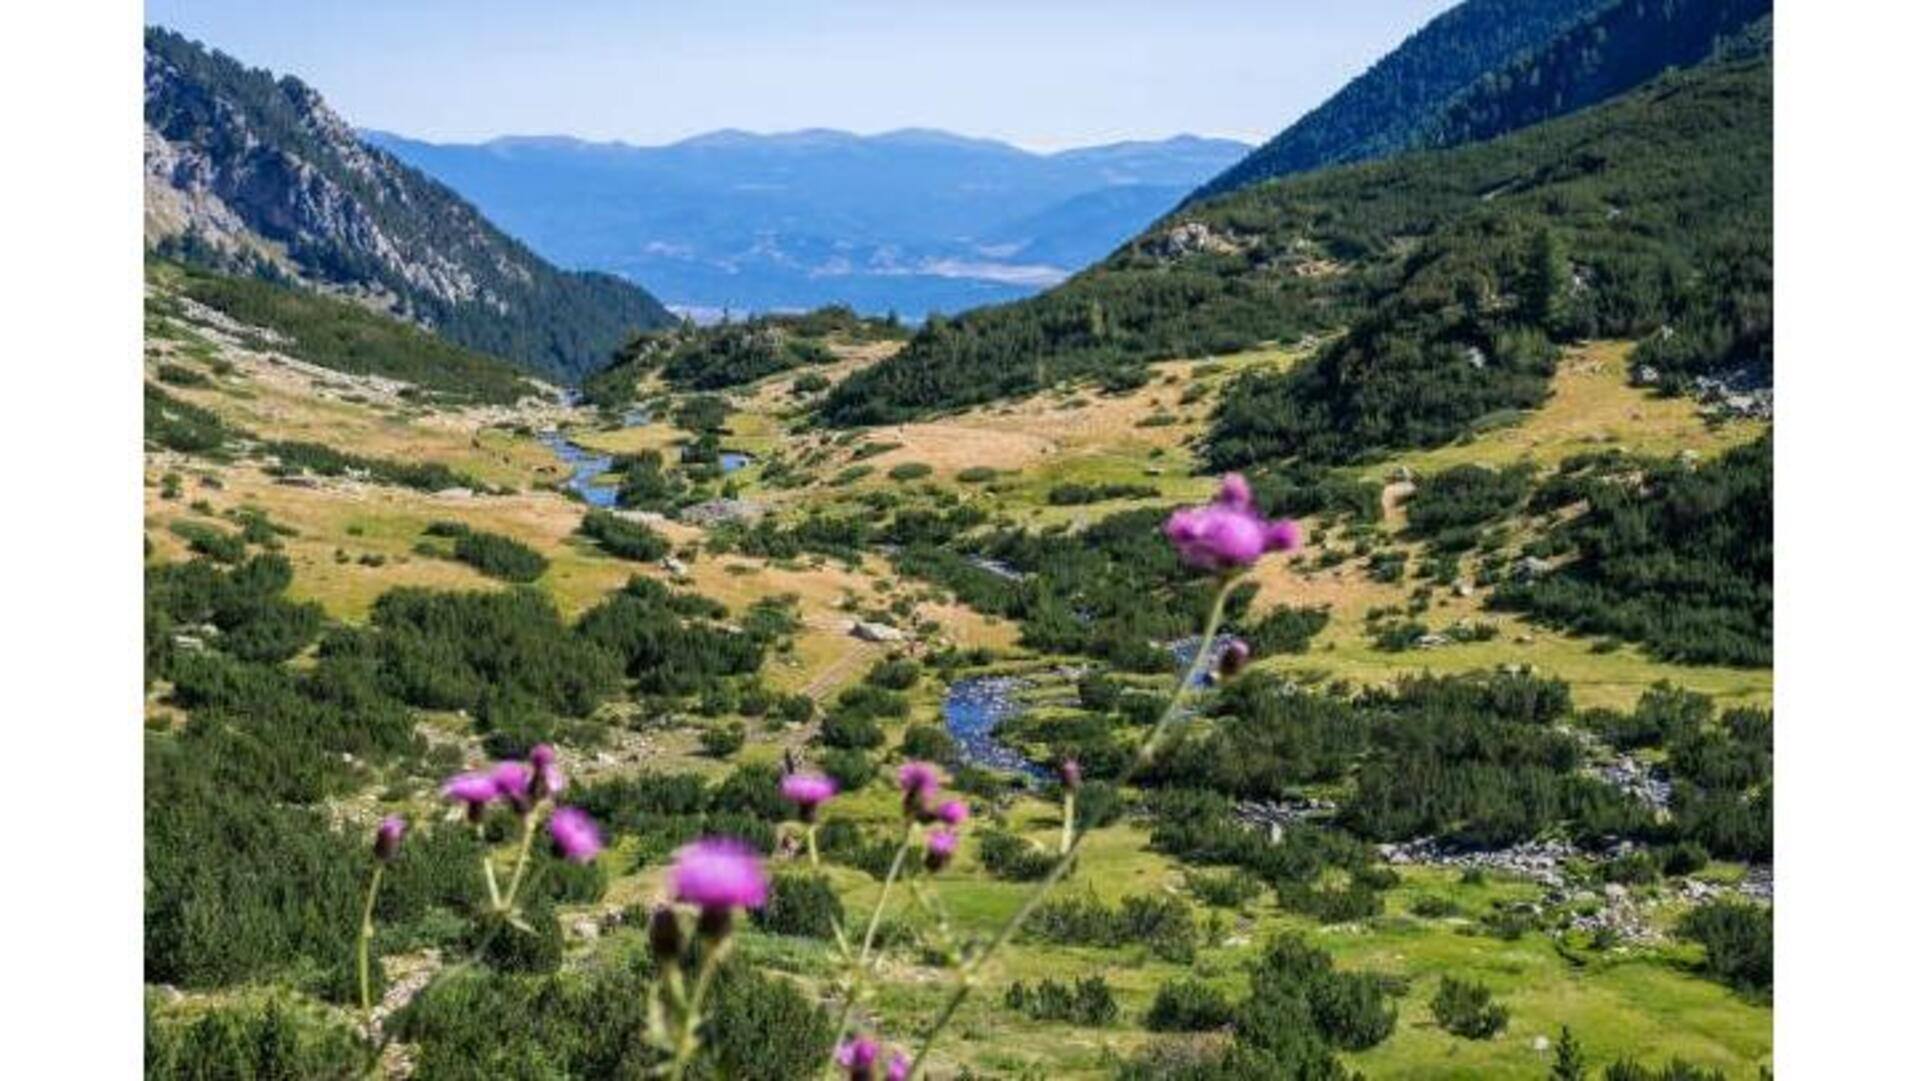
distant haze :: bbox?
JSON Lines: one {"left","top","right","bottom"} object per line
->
{"left": 366, "top": 128, "right": 1252, "bottom": 316}
{"left": 143, "top": 0, "right": 1455, "bottom": 150}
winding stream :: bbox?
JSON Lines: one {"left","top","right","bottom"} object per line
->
{"left": 537, "top": 431, "right": 621, "bottom": 507}
{"left": 941, "top": 675, "right": 1049, "bottom": 780}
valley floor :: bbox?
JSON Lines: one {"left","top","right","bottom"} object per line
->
{"left": 143, "top": 287, "right": 1770, "bottom": 1077}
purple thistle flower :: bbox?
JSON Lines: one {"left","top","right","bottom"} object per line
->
{"left": 936, "top": 799, "right": 969, "bottom": 827}
{"left": 837, "top": 1036, "right": 881, "bottom": 1080}
{"left": 529, "top": 743, "right": 565, "bottom": 799}
{"left": 925, "top": 827, "right": 959, "bottom": 872}
{"left": 1162, "top": 473, "right": 1302, "bottom": 571}
{"left": 548, "top": 807, "right": 603, "bottom": 863}
{"left": 490, "top": 760, "right": 533, "bottom": 812}
{"left": 780, "top": 772, "right": 839, "bottom": 822}
{"left": 441, "top": 771, "right": 498, "bottom": 806}
{"left": 373, "top": 815, "right": 407, "bottom": 861}
{"left": 669, "top": 838, "right": 771, "bottom": 912}
{"left": 887, "top": 1053, "right": 911, "bottom": 1081}
{"left": 1059, "top": 757, "right": 1082, "bottom": 792}
{"left": 897, "top": 761, "right": 941, "bottom": 798}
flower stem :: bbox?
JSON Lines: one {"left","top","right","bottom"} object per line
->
{"left": 665, "top": 935, "right": 730, "bottom": 1081}
{"left": 903, "top": 575, "right": 1239, "bottom": 1079}
{"left": 807, "top": 824, "right": 855, "bottom": 961}
{"left": 476, "top": 824, "right": 502, "bottom": 911}
{"left": 1059, "top": 793, "right": 1076, "bottom": 856}
{"left": 500, "top": 808, "right": 542, "bottom": 911}
{"left": 825, "top": 822, "right": 914, "bottom": 1071}
{"left": 357, "top": 864, "right": 385, "bottom": 1024}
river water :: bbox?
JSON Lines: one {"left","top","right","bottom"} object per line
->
{"left": 941, "top": 675, "right": 1050, "bottom": 780}
{"left": 538, "top": 431, "right": 620, "bottom": 508}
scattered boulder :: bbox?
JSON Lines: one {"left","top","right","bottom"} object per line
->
{"left": 678, "top": 498, "right": 766, "bottom": 526}
{"left": 1514, "top": 556, "right": 1555, "bottom": 581}
{"left": 850, "top": 620, "right": 908, "bottom": 643}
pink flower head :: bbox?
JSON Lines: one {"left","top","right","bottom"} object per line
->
{"left": 936, "top": 799, "right": 969, "bottom": 827}
{"left": 1266, "top": 517, "right": 1304, "bottom": 553}
{"left": 548, "top": 806, "right": 604, "bottom": 863}
{"left": 490, "top": 760, "right": 533, "bottom": 811}
{"left": 373, "top": 815, "right": 407, "bottom": 861}
{"left": 1060, "top": 757, "right": 1082, "bottom": 792}
{"left": 897, "top": 761, "right": 941, "bottom": 798}
{"left": 925, "top": 827, "right": 959, "bottom": 872}
{"left": 1162, "top": 473, "right": 1302, "bottom": 571}
{"left": 927, "top": 828, "right": 958, "bottom": 858}
{"left": 441, "top": 771, "right": 498, "bottom": 807}
{"left": 837, "top": 1036, "right": 881, "bottom": 1078}
{"left": 529, "top": 743, "right": 565, "bottom": 799}
{"left": 669, "top": 838, "right": 770, "bottom": 912}
{"left": 780, "top": 772, "right": 839, "bottom": 822}
{"left": 887, "top": 1053, "right": 911, "bottom": 1081}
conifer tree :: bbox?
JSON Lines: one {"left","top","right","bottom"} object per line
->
{"left": 1549, "top": 1025, "right": 1587, "bottom": 1081}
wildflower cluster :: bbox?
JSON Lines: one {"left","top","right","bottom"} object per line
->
{"left": 340, "top": 473, "right": 1298, "bottom": 1079}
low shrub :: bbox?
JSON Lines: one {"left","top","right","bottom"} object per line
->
{"left": 1677, "top": 901, "right": 1772, "bottom": 992}
{"left": 700, "top": 722, "right": 746, "bottom": 758}
{"left": 1003, "top": 976, "right": 1119, "bottom": 1026}
{"left": 578, "top": 509, "right": 670, "bottom": 561}
{"left": 755, "top": 873, "right": 844, "bottom": 939}
{"left": 978, "top": 829, "right": 1058, "bottom": 882}
{"left": 1430, "top": 975, "right": 1508, "bottom": 1039}
{"left": 1144, "top": 978, "right": 1235, "bottom": 1032}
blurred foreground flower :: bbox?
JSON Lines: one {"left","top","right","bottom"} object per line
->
{"left": 548, "top": 806, "right": 603, "bottom": 863}
{"left": 670, "top": 838, "right": 770, "bottom": 937}
{"left": 1163, "top": 472, "right": 1302, "bottom": 571}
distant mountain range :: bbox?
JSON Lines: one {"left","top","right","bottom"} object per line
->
{"left": 144, "top": 27, "right": 671, "bottom": 381}
{"left": 362, "top": 128, "right": 1249, "bottom": 318}
{"left": 823, "top": 0, "right": 1774, "bottom": 454}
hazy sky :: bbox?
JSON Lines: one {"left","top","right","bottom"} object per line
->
{"left": 145, "top": 0, "right": 1455, "bottom": 150}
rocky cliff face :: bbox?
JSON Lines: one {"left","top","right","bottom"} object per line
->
{"left": 144, "top": 27, "right": 669, "bottom": 380}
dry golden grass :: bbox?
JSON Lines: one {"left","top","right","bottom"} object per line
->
{"left": 145, "top": 445, "right": 1013, "bottom": 700}
{"left": 147, "top": 342, "right": 562, "bottom": 490}
{"left": 1366, "top": 339, "right": 1767, "bottom": 483}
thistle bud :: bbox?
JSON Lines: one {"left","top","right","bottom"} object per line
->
{"left": 1059, "top": 757, "right": 1082, "bottom": 792}
{"left": 373, "top": 815, "right": 407, "bottom": 862}
{"left": 925, "top": 828, "right": 958, "bottom": 873}
{"left": 1219, "top": 639, "right": 1252, "bottom": 678}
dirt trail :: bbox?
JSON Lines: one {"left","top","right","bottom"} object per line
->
{"left": 799, "top": 638, "right": 880, "bottom": 701}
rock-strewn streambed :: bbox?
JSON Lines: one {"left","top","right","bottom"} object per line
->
{"left": 942, "top": 675, "right": 1050, "bottom": 780}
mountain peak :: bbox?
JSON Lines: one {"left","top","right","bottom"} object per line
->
{"left": 143, "top": 25, "right": 670, "bottom": 380}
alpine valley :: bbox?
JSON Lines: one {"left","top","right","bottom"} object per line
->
{"left": 142, "top": 4, "right": 1776, "bottom": 1078}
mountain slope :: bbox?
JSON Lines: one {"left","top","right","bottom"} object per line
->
{"left": 1185, "top": 0, "right": 1610, "bottom": 204}
{"left": 363, "top": 128, "right": 1249, "bottom": 318}
{"left": 820, "top": 57, "right": 1771, "bottom": 460}
{"left": 1418, "top": 0, "right": 1773, "bottom": 151}
{"left": 144, "top": 27, "right": 671, "bottom": 381}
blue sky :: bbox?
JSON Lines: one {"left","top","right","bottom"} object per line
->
{"left": 145, "top": 0, "right": 1454, "bottom": 150}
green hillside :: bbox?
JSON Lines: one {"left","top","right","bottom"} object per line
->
{"left": 822, "top": 57, "right": 1770, "bottom": 468}
{"left": 1185, "top": 0, "right": 1610, "bottom": 203}
{"left": 147, "top": 260, "right": 543, "bottom": 405}
{"left": 1418, "top": 0, "right": 1773, "bottom": 152}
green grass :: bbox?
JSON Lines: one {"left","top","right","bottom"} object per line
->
{"left": 735, "top": 799, "right": 1772, "bottom": 1079}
